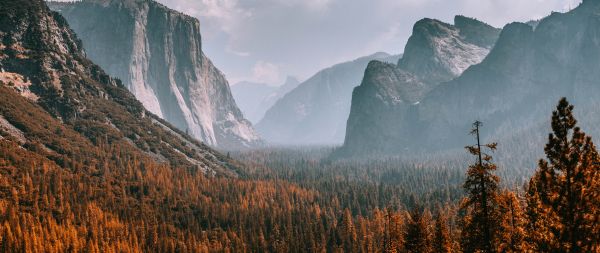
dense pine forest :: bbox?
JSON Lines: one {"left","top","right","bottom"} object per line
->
{"left": 0, "top": 0, "right": 598, "bottom": 251}
{"left": 0, "top": 92, "right": 598, "bottom": 251}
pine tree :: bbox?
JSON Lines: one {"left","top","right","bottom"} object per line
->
{"left": 459, "top": 121, "right": 500, "bottom": 253}
{"left": 385, "top": 209, "right": 403, "bottom": 253}
{"left": 338, "top": 208, "right": 357, "bottom": 252}
{"left": 433, "top": 211, "right": 452, "bottom": 253}
{"left": 524, "top": 180, "right": 558, "bottom": 252}
{"left": 526, "top": 98, "right": 600, "bottom": 252}
{"left": 404, "top": 206, "right": 432, "bottom": 253}
{"left": 496, "top": 190, "right": 526, "bottom": 252}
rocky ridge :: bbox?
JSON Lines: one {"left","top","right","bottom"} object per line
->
{"left": 48, "top": 0, "right": 261, "bottom": 150}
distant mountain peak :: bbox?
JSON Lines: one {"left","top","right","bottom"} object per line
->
{"left": 399, "top": 16, "right": 499, "bottom": 82}
{"left": 256, "top": 53, "right": 400, "bottom": 145}
{"left": 339, "top": 16, "right": 501, "bottom": 157}
{"left": 282, "top": 76, "right": 300, "bottom": 87}
{"left": 454, "top": 15, "right": 493, "bottom": 28}
{"left": 454, "top": 15, "right": 501, "bottom": 48}
{"left": 411, "top": 18, "right": 455, "bottom": 38}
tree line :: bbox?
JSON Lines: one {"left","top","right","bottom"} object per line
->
{"left": 0, "top": 97, "right": 597, "bottom": 252}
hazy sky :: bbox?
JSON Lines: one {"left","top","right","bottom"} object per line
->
{"left": 73, "top": 0, "right": 583, "bottom": 85}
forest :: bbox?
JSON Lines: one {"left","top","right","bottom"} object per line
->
{"left": 0, "top": 66, "right": 598, "bottom": 253}
{"left": 0, "top": 0, "right": 598, "bottom": 251}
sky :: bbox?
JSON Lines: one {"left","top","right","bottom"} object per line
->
{"left": 64, "top": 0, "right": 583, "bottom": 86}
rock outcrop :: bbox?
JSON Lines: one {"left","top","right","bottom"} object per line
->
{"left": 0, "top": 0, "right": 236, "bottom": 175}
{"left": 339, "top": 16, "right": 500, "bottom": 156}
{"left": 340, "top": 2, "right": 600, "bottom": 158}
{"left": 48, "top": 0, "right": 261, "bottom": 150}
{"left": 257, "top": 52, "right": 400, "bottom": 145}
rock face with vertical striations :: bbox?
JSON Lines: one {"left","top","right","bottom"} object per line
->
{"left": 0, "top": 0, "right": 237, "bottom": 175}
{"left": 48, "top": 0, "right": 261, "bottom": 150}
{"left": 257, "top": 52, "right": 401, "bottom": 145}
{"left": 339, "top": 16, "right": 500, "bottom": 156}
{"left": 339, "top": 1, "right": 600, "bottom": 158}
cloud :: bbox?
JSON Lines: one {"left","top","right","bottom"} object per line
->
{"left": 198, "top": 0, "right": 249, "bottom": 31}
{"left": 150, "top": 0, "right": 582, "bottom": 85}
{"left": 251, "top": 61, "right": 280, "bottom": 84}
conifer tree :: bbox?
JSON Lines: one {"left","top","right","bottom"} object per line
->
{"left": 433, "top": 211, "right": 452, "bottom": 253}
{"left": 459, "top": 121, "right": 500, "bottom": 253}
{"left": 404, "top": 206, "right": 432, "bottom": 253}
{"left": 338, "top": 208, "right": 357, "bottom": 252}
{"left": 385, "top": 209, "right": 403, "bottom": 253}
{"left": 496, "top": 190, "right": 526, "bottom": 252}
{"left": 526, "top": 98, "right": 600, "bottom": 252}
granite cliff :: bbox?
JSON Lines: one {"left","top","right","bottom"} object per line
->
{"left": 49, "top": 0, "right": 261, "bottom": 149}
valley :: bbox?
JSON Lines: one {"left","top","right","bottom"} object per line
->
{"left": 0, "top": 0, "right": 598, "bottom": 252}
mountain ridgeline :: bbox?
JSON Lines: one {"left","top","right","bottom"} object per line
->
{"left": 0, "top": 0, "right": 235, "bottom": 175}
{"left": 0, "top": 0, "right": 599, "bottom": 252}
{"left": 48, "top": 0, "right": 261, "bottom": 150}
{"left": 231, "top": 76, "right": 300, "bottom": 124}
{"left": 338, "top": 3, "right": 600, "bottom": 157}
{"left": 338, "top": 16, "right": 499, "bottom": 156}
{"left": 257, "top": 52, "right": 400, "bottom": 145}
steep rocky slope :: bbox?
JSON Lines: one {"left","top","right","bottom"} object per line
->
{"left": 231, "top": 76, "right": 300, "bottom": 124}
{"left": 339, "top": 1, "right": 600, "bottom": 157}
{"left": 257, "top": 52, "right": 400, "bottom": 145}
{"left": 339, "top": 16, "right": 501, "bottom": 156}
{"left": 48, "top": 0, "right": 260, "bottom": 150}
{"left": 0, "top": 0, "right": 236, "bottom": 175}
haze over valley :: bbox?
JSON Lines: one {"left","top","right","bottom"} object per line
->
{"left": 0, "top": 0, "right": 597, "bottom": 252}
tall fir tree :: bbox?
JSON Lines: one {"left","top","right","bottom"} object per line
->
{"left": 385, "top": 209, "right": 403, "bottom": 253}
{"left": 460, "top": 121, "right": 501, "bottom": 253}
{"left": 526, "top": 98, "right": 600, "bottom": 252}
{"left": 404, "top": 206, "right": 432, "bottom": 253}
{"left": 432, "top": 211, "right": 452, "bottom": 253}
{"left": 337, "top": 208, "right": 357, "bottom": 252}
{"left": 496, "top": 190, "right": 526, "bottom": 252}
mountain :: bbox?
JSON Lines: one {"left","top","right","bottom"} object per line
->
{"left": 339, "top": 2, "right": 600, "bottom": 157}
{"left": 47, "top": 0, "right": 261, "bottom": 150}
{"left": 256, "top": 52, "right": 401, "bottom": 145}
{"left": 339, "top": 16, "right": 500, "bottom": 156}
{"left": 231, "top": 76, "right": 300, "bottom": 124}
{"left": 0, "top": 1, "right": 340, "bottom": 250}
{"left": 0, "top": 0, "right": 237, "bottom": 174}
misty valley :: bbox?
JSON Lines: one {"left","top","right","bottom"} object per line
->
{"left": 0, "top": 0, "right": 598, "bottom": 252}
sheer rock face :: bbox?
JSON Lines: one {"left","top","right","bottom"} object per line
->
{"left": 340, "top": 16, "right": 500, "bottom": 156}
{"left": 48, "top": 0, "right": 261, "bottom": 150}
{"left": 256, "top": 52, "right": 400, "bottom": 145}
{"left": 340, "top": 1, "right": 600, "bottom": 157}
{"left": 0, "top": 0, "right": 236, "bottom": 175}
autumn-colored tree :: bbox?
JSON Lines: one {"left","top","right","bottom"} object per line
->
{"left": 337, "top": 208, "right": 358, "bottom": 252}
{"left": 526, "top": 98, "right": 600, "bottom": 252}
{"left": 496, "top": 190, "right": 526, "bottom": 252}
{"left": 404, "top": 206, "right": 432, "bottom": 253}
{"left": 433, "top": 211, "right": 452, "bottom": 253}
{"left": 385, "top": 209, "right": 404, "bottom": 253}
{"left": 460, "top": 121, "right": 501, "bottom": 253}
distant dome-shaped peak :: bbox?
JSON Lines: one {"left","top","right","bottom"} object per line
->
{"left": 454, "top": 15, "right": 496, "bottom": 30}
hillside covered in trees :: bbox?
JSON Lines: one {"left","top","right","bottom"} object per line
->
{"left": 0, "top": 0, "right": 598, "bottom": 252}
